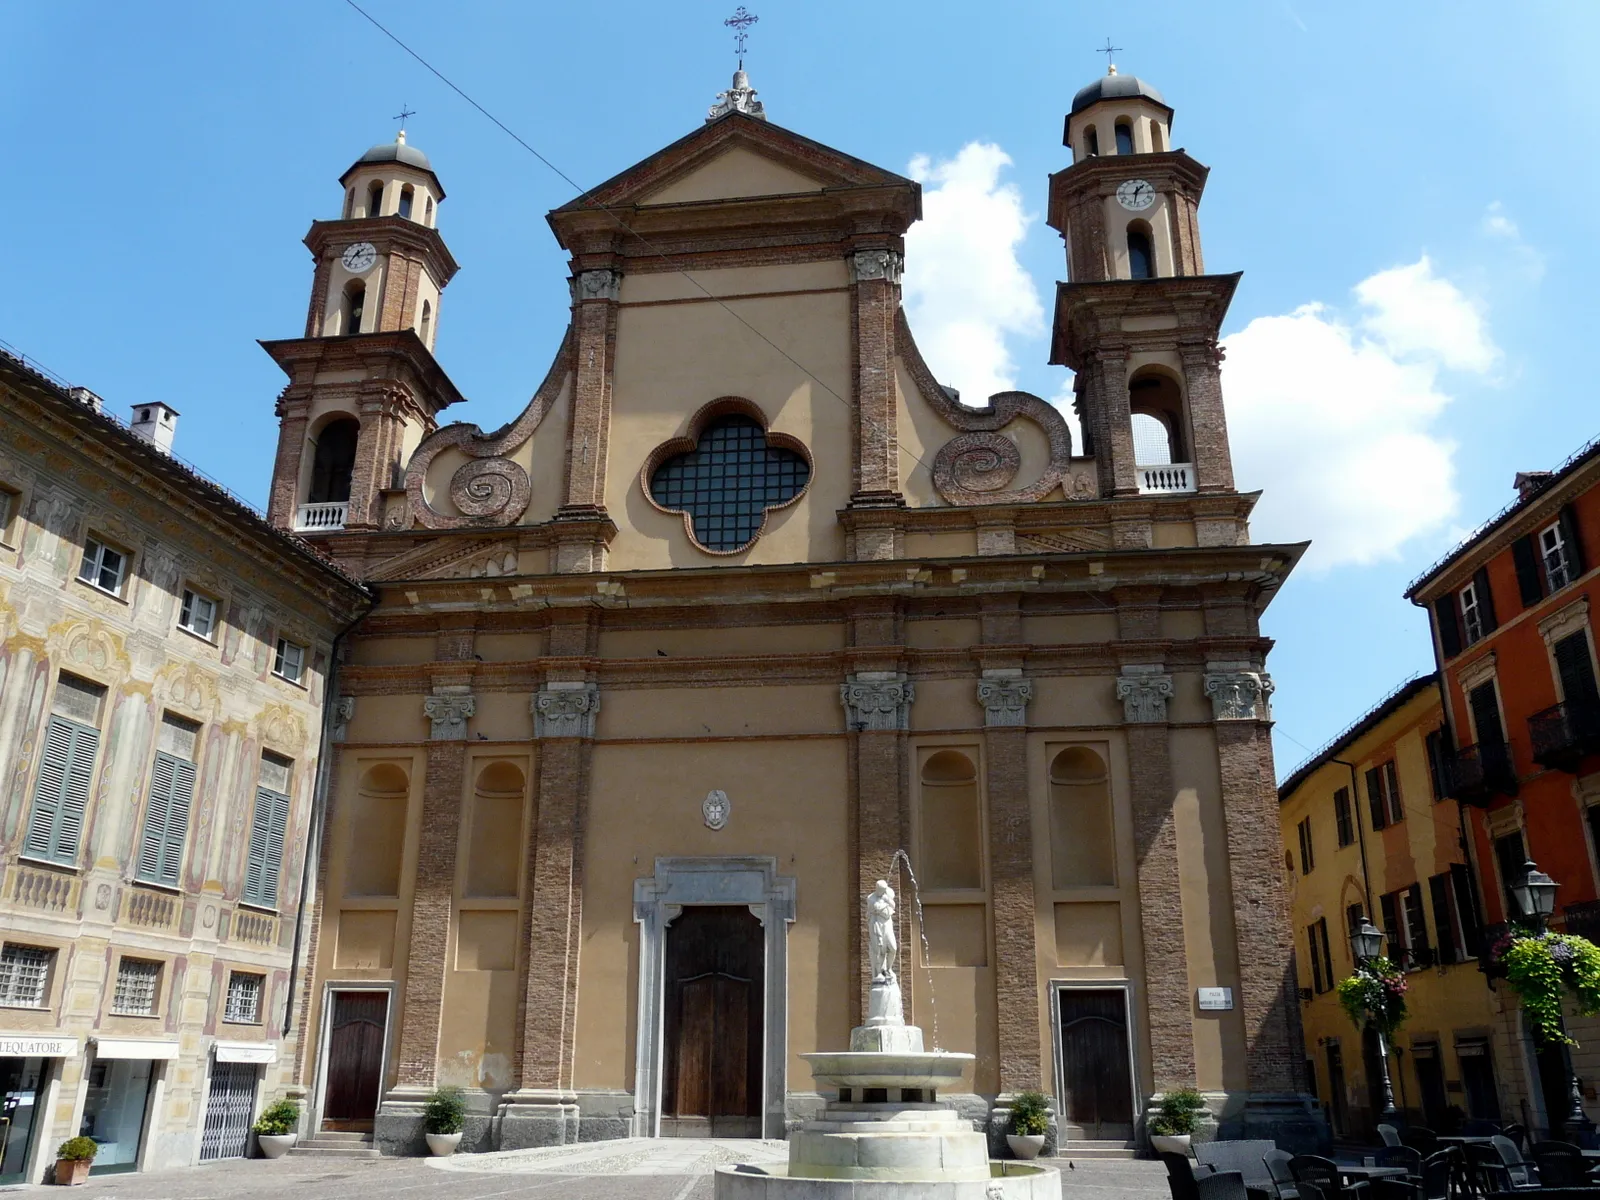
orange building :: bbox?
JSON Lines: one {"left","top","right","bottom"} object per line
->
{"left": 1407, "top": 439, "right": 1600, "bottom": 1137}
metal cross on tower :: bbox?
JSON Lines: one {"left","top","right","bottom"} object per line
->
{"left": 392, "top": 104, "right": 416, "bottom": 134}
{"left": 724, "top": 7, "right": 758, "bottom": 63}
{"left": 1097, "top": 38, "right": 1122, "bottom": 71}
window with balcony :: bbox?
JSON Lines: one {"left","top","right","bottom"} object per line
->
{"left": 1129, "top": 371, "right": 1193, "bottom": 495}
{"left": 1532, "top": 630, "right": 1600, "bottom": 769}
{"left": 1454, "top": 679, "right": 1518, "bottom": 804}
{"left": 299, "top": 417, "right": 359, "bottom": 532}
{"left": 1334, "top": 786, "right": 1354, "bottom": 847}
{"left": 24, "top": 674, "right": 104, "bottom": 866}
{"left": 0, "top": 945, "right": 53, "bottom": 1009}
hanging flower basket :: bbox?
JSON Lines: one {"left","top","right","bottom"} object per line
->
{"left": 1493, "top": 932, "right": 1600, "bottom": 1047}
{"left": 1337, "top": 957, "right": 1409, "bottom": 1038}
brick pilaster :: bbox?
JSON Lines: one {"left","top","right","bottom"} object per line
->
{"left": 559, "top": 268, "right": 621, "bottom": 522}
{"left": 985, "top": 718, "right": 1039, "bottom": 1089}
{"left": 1179, "top": 343, "right": 1235, "bottom": 494}
{"left": 268, "top": 399, "right": 310, "bottom": 530}
{"left": 394, "top": 694, "right": 472, "bottom": 1088}
{"left": 1087, "top": 348, "right": 1136, "bottom": 497}
{"left": 848, "top": 249, "right": 904, "bottom": 508}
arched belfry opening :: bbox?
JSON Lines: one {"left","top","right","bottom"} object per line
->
{"left": 1129, "top": 369, "right": 1188, "bottom": 474}
{"left": 308, "top": 418, "right": 359, "bottom": 505}
{"left": 343, "top": 281, "right": 366, "bottom": 335}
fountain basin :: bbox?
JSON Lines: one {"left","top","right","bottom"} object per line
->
{"left": 715, "top": 1160, "right": 1060, "bottom": 1199}
{"left": 800, "top": 1051, "right": 973, "bottom": 1092}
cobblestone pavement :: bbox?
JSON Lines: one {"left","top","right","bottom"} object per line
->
{"left": 59, "top": 1145, "right": 1167, "bottom": 1199}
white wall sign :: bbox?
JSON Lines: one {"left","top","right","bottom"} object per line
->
{"left": 0, "top": 1034, "right": 79, "bottom": 1058}
{"left": 215, "top": 1041, "right": 277, "bottom": 1065}
{"left": 93, "top": 1038, "right": 181, "bottom": 1060}
{"left": 1197, "top": 987, "right": 1234, "bottom": 1011}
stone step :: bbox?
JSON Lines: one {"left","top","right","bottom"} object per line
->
{"left": 288, "top": 1145, "right": 383, "bottom": 1159}
{"left": 1052, "top": 1140, "right": 1142, "bottom": 1161}
{"left": 305, "top": 1132, "right": 373, "bottom": 1144}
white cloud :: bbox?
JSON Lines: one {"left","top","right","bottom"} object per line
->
{"left": 1225, "top": 258, "right": 1498, "bottom": 569}
{"left": 902, "top": 143, "right": 1043, "bottom": 405}
{"left": 1480, "top": 201, "right": 1545, "bottom": 281}
{"left": 1481, "top": 201, "right": 1520, "bottom": 240}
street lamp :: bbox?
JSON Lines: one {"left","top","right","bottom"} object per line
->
{"left": 1512, "top": 859, "right": 1595, "bottom": 1140}
{"left": 1349, "top": 917, "right": 1401, "bottom": 1127}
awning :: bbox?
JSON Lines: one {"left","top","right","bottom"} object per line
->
{"left": 214, "top": 1041, "right": 277, "bottom": 1065}
{"left": 0, "top": 1033, "right": 79, "bottom": 1058}
{"left": 93, "top": 1038, "right": 181, "bottom": 1060}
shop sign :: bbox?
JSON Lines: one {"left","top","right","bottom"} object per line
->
{"left": 214, "top": 1041, "right": 277, "bottom": 1064}
{"left": 93, "top": 1038, "right": 181, "bottom": 1060}
{"left": 0, "top": 1033, "right": 78, "bottom": 1058}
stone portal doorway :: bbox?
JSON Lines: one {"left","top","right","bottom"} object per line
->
{"left": 321, "top": 991, "right": 388, "bottom": 1132}
{"left": 662, "top": 906, "right": 764, "bottom": 1137}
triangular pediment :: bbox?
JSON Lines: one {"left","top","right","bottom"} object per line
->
{"left": 553, "top": 112, "right": 913, "bottom": 213}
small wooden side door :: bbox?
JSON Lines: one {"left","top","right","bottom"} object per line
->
{"left": 322, "top": 991, "right": 388, "bottom": 1132}
{"left": 1057, "top": 988, "right": 1134, "bottom": 1142}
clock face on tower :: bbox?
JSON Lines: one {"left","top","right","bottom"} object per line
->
{"left": 1116, "top": 179, "right": 1156, "bottom": 211}
{"left": 341, "top": 242, "right": 378, "bottom": 273}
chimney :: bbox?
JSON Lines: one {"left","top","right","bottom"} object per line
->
{"left": 68, "top": 386, "right": 104, "bottom": 413}
{"left": 130, "top": 402, "right": 180, "bottom": 455}
{"left": 1514, "top": 471, "right": 1553, "bottom": 501}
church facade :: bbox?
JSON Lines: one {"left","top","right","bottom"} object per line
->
{"left": 267, "top": 67, "right": 1318, "bottom": 1153}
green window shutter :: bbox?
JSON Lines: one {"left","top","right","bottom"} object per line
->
{"left": 263, "top": 789, "right": 290, "bottom": 902}
{"left": 162, "top": 758, "right": 195, "bottom": 887}
{"left": 244, "top": 787, "right": 289, "bottom": 908}
{"left": 137, "top": 753, "right": 176, "bottom": 882}
{"left": 26, "top": 716, "right": 97, "bottom": 865}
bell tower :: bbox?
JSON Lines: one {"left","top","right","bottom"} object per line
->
{"left": 263, "top": 130, "right": 462, "bottom": 536}
{"left": 1048, "top": 65, "right": 1240, "bottom": 512}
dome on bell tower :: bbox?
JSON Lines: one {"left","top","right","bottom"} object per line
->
{"left": 1070, "top": 66, "right": 1168, "bottom": 117}
{"left": 339, "top": 130, "right": 445, "bottom": 201}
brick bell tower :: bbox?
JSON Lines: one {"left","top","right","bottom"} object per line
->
{"left": 1048, "top": 64, "right": 1241, "bottom": 521}
{"left": 263, "top": 128, "right": 461, "bottom": 535}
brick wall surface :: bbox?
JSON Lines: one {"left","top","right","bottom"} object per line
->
{"left": 986, "top": 724, "right": 1041, "bottom": 1090}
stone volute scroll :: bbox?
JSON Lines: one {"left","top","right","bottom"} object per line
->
{"left": 532, "top": 682, "right": 601, "bottom": 738}
{"left": 977, "top": 674, "right": 1032, "bottom": 727}
{"left": 1117, "top": 664, "right": 1174, "bottom": 724}
{"left": 848, "top": 249, "right": 904, "bottom": 285}
{"left": 1204, "top": 664, "right": 1274, "bottom": 721}
{"left": 840, "top": 672, "right": 914, "bottom": 732}
{"left": 897, "top": 310, "right": 1087, "bottom": 505}
{"left": 403, "top": 327, "right": 574, "bottom": 530}
{"left": 332, "top": 696, "right": 355, "bottom": 743}
{"left": 424, "top": 691, "right": 475, "bottom": 740}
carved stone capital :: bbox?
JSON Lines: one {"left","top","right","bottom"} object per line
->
{"left": 423, "top": 691, "right": 475, "bottom": 741}
{"left": 332, "top": 696, "right": 355, "bottom": 743}
{"left": 1116, "top": 665, "right": 1173, "bottom": 724}
{"left": 1203, "top": 664, "right": 1274, "bottom": 721}
{"left": 570, "top": 268, "right": 622, "bottom": 303}
{"left": 533, "top": 682, "right": 601, "bottom": 739}
{"left": 841, "top": 672, "right": 914, "bottom": 732}
{"left": 848, "top": 249, "right": 904, "bottom": 285}
{"left": 977, "top": 675, "right": 1032, "bottom": 727}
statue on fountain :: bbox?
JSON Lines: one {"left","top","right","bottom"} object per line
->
{"left": 867, "top": 879, "right": 897, "bottom": 983}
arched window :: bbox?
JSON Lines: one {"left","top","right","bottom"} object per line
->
{"left": 919, "top": 750, "right": 982, "bottom": 889}
{"left": 343, "top": 281, "right": 366, "bottom": 334}
{"left": 419, "top": 299, "right": 432, "bottom": 346}
{"left": 342, "top": 188, "right": 354, "bottom": 219}
{"left": 1127, "top": 227, "right": 1154, "bottom": 279}
{"left": 1049, "top": 748, "right": 1115, "bottom": 887}
{"left": 1084, "top": 126, "right": 1100, "bottom": 157}
{"left": 308, "top": 417, "right": 359, "bottom": 504}
{"left": 424, "top": 196, "right": 434, "bottom": 225}
{"left": 367, "top": 181, "right": 384, "bottom": 218}
{"left": 1131, "top": 413, "right": 1174, "bottom": 465}
{"left": 398, "top": 184, "right": 414, "bottom": 219}
{"left": 1115, "top": 122, "right": 1135, "bottom": 155}
{"left": 1149, "top": 122, "right": 1165, "bottom": 153}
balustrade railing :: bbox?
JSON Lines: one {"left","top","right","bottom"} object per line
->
{"left": 1448, "top": 740, "right": 1518, "bottom": 806}
{"left": 1530, "top": 700, "right": 1600, "bottom": 771}
{"left": 294, "top": 501, "right": 348, "bottom": 532}
{"left": 1136, "top": 462, "right": 1196, "bottom": 495}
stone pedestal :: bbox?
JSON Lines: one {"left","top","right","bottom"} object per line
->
{"left": 496, "top": 1088, "right": 580, "bottom": 1149}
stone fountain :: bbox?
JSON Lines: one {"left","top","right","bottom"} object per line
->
{"left": 716, "top": 879, "right": 1059, "bottom": 1199}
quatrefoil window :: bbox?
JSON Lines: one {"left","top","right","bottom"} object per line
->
{"left": 645, "top": 407, "right": 811, "bottom": 554}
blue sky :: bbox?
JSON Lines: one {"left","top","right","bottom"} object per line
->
{"left": 3, "top": 1, "right": 1597, "bottom": 775}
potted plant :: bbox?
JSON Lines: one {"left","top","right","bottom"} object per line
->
{"left": 1149, "top": 1088, "right": 1208, "bottom": 1155}
{"left": 423, "top": 1086, "right": 466, "bottom": 1156}
{"left": 253, "top": 1098, "right": 300, "bottom": 1159}
{"left": 53, "top": 1137, "right": 97, "bottom": 1185}
{"left": 1006, "top": 1090, "right": 1051, "bottom": 1160}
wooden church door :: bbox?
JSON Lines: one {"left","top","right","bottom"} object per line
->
{"left": 322, "top": 991, "right": 388, "bottom": 1132}
{"left": 662, "top": 906, "right": 764, "bottom": 1137}
{"left": 1057, "top": 988, "right": 1135, "bottom": 1142}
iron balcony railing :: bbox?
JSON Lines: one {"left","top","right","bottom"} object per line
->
{"left": 1529, "top": 699, "right": 1600, "bottom": 772}
{"left": 1448, "top": 741, "right": 1518, "bottom": 807}
{"left": 1564, "top": 900, "right": 1600, "bottom": 942}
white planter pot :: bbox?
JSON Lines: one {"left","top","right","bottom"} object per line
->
{"left": 257, "top": 1133, "right": 296, "bottom": 1159}
{"left": 1150, "top": 1133, "right": 1193, "bottom": 1157}
{"left": 1007, "top": 1133, "right": 1046, "bottom": 1160}
{"left": 426, "top": 1132, "right": 463, "bottom": 1157}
